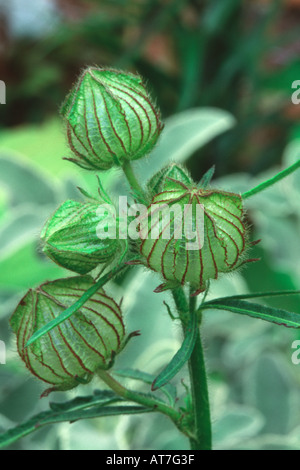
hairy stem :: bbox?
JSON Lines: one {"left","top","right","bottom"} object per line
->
{"left": 188, "top": 313, "right": 212, "bottom": 450}
{"left": 172, "top": 286, "right": 189, "bottom": 324}
{"left": 172, "top": 286, "right": 212, "bottom": 450}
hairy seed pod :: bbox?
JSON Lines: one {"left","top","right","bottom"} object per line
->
{"left": 41, "top": 200, "right": 119, "bottom": 274}
{"left": 139, "top": 178, "right": 252, "bottom": 295}
{"left": 61, "top": 67, "right": 163, "bottom": 170}
{"left": 10, "top": 276, "right": 125, "bottom": 393}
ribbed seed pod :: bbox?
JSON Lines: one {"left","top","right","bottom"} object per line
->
{"left": 140, "top": 179, "right": 250, "bottom": 295}
{"left": 61, "top": 67, "right": 163, "bottom": 170}
{"left": 10, "top": 276, "right": 125, "bottom": 392}
{"left": 41, "top": 200, "right": 119, "bottom": 274}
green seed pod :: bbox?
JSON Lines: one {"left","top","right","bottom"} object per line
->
{"left": 61, "top": 67, "right": 163, "bottom": 170}
{"left": 41, "top": 200, "right": 119, "bottom": 275}
{"left": 10, "top": 276, "right": 125, "bottom": 393}
{"left": 147, "top": 163, "right": 193, "bottom": 197}
{"left": 139, "top": 179, "right": 252, "bottom": 295}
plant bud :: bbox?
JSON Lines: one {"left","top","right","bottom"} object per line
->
{"left": 41, "top": 200, "right": 119, "bottom": 274}
{"left": 147, "top": 164, "right": 193, "bottom": 197}
{"left": 139, "top": 179, "right": 251, "bottom": 295}
{"left": 61, "top": 67, "right": 163, "bottom": 170}
{"left": 10, "top": 276, "right": 125, "bottom": 393}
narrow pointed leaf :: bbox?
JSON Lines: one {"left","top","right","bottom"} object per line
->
{"left": 48, "top": 390, "right": 117, "bottom": 412}
{"left": 152, "top": 310, "right": 198, "bottom": 391}
{"left": 201, "top": 298, "right": 300, "bottom": 328}
{"left": 0, "top": 391, "right": 119, "bottom": 448}
{"left": 242, "top": 160, "right": 300, "bottom": 200}
{"left": 26, "top": 264, "right": 127, "bottom": 347}
{"left": 204, "top": 290, "right": 300, "bottom": 302}
{"left": 66, "top": 405, "right": 151, "bottom": 421}
{"left": 0, "top": 391, "right": 150, "bottom": 449}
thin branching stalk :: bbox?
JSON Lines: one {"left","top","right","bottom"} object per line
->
{"left": 97, "top": 369, "right": 189, "bottom": 437}
{"left": 122, "top": 161, "right": 145, "bottom": 196}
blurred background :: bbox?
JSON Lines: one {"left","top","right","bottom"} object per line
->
{"left": 1, "top": 0, "right": 300, "bottom": 450}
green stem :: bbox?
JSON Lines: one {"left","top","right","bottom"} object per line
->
{"left": 97, "top": 369, "right": 185, "bottom": 433}
{"left": 242, "top": 160, "right": 300, "bottom": 200}
{"left": 122, "top": 161, "right": 144, "bottom": 196}
{"left": 172, "top": 286, "right": 189, "bottom": 325}
{"left": 188, "top": 313, "right": 212, "bottom": 450}
{"left": 172, "top": 286, "right": 212, "bottom": 450}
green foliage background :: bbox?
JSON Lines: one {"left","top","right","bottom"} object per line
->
{"left": 0, "top": 0, "right": 300, "bottom": 450}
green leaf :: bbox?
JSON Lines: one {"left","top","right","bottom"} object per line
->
{"left": 0, "top": 191, "right": 6, "bottom": 223}
{"left": 25, "top": 263, "right": 127, "bottom": 347}
{"left": 202, "top": 0, "right": 240, "bottom": 35}
{"left": 201, "top": 297, "right": 300, "bottom": 328}
{"left": 0, "top": 391, "right": 150, "bottom": 449}
{"left": 0, "top": 241, "right": 66, "bottom": 291}
{"left": 152, "top": 310, "right": 198, "bottom": 391}
{"left": 113, "top": 368, "right": 177, "bottom": 406}
{"left": 208, "top": 290, "right": 300, "bottom": 302}
{"left": 0, "top": 209, "right": 45, "bottom": 253}
{"left": 242, "top": 160, "right": 300, "bottom": 200}
{"left": 48, "top": 390, "right": 117, "bottom": 412}
{"left": 137, "top": 108, "right": 235, "bottom": 180}
{"left": 65, "top": 404, "right": 150, "bottom": 421}
{"left": 244, "top": 354, "right": 291, "bottom": 435}
{"left": 0, "top": 156, "right": 57, "bottom": 207}
{"left": 0, "top": 391, "right": 118, "bottom": 448}
{"left": 213, "top": 405, "right": 265, "bottom": 449}
{"left": 0, "top": 120, "right": 70, "bottom": 176}
{"left": 242, "top": 246, "right": 300, "bottom": 314}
